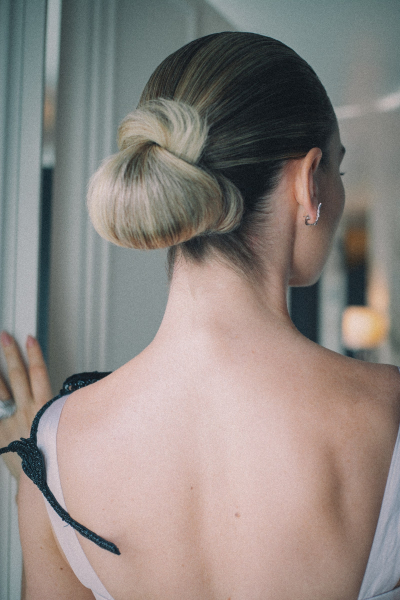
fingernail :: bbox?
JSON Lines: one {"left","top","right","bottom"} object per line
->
{"left": 27, "top": 335, "right": 36, "bottom": 348}
{"left": 0, "top": 331, "right": 12, "bottom": 346}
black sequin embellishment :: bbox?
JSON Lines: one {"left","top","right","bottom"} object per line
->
{"left": 0, "top": 371, "right": 120, "bottom": 555}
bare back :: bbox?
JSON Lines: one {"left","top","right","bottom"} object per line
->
{"left": 56, "top": 336, "right": 400, "bottom": 600}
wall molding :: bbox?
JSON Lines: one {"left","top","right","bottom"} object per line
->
{"left": 83, "top": 0, "right": 116, "bottom": 372}
{"left": 48, "top": 0, "right": 118, "bottom": 387}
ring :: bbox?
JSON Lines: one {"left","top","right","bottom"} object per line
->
{"left": 0, "top": 399, "right": 16, "bottom": 420}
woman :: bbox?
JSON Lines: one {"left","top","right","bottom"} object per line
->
{"left": 1, "top": 31, "right": 400, "bottom": 600}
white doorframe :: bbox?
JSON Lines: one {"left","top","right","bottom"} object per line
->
{"left": 0, "top": 1, "right": 47, "bottom": 598}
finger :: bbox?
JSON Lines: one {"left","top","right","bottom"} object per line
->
{"left": 26, "top": 336, "right": 52, "bottom": 406}
{"left": 0, "top": 371, "right": 11, "bottom": 400}
{"left": 0, "top": 332, "right": 32, "bottom": 407}
{"left": 0, "top": 332, "right": 13, "bottom": 399}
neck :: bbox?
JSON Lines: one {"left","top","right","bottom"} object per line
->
{"left": 153, "top": 252, "right": 296, "bottom": 351}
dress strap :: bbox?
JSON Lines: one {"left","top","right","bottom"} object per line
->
{"left": 37, "top": 394, "right": 114, "bottom": 599}
{"left": 0, "top": 371, "right": 119, "bottom": 555}
{"left": 358, "top": 367, "right": 400, "bottom": 599}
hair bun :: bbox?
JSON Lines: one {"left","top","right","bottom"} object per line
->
{"left": 87, "top": 99, "right": 243, "bottom": 249}
{"left": 119, "top": 99, "right": 206, "bottom": 165}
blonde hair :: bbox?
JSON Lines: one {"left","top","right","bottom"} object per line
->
{"left": 87, "top": 99, "right": 243, "bottom": 249}
{"left": 88, "top": 32, "right": 336, "bottom": 274}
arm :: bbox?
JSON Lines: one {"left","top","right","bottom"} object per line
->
{"left": 18, "top": 471, "right": 95, "bottom": 600}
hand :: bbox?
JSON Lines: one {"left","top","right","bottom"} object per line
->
{"left": 0, "top": 332, "right": 52, "bottom": 481}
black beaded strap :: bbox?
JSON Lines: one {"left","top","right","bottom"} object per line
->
{"left": 0, "top": 371, "right": 121, "bottom": 556}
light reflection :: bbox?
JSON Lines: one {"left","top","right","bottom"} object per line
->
{"left": 335, "top": 88, "right": 400, "bottom": 120}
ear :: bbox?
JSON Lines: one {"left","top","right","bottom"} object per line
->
{"left": 294, "top": 148, "right": 323, "bottom": 224}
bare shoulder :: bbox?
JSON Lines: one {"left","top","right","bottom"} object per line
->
{"left": 58, "top": 362, "right": 139, "bottom": 428}
{"left": 319, "top": 352, "right": 400, "bottom": 446}
{"left": 364, "top": 360, "right": 400, "bottom": 420}
{"left": 56, "top": 359, "right": 150, "bottom": 483}
{"left": 297, "top": 345, "right": 400, "bottom": 450}
{"left": 317, "top": 343, "right": 400, "bottom": 401}
{"left": 344, "top": 358, "right": 400, "bottom": 407}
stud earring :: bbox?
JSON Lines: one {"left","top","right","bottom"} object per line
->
{"left": 305, "top": 203, "right": 322, "bottom": 226}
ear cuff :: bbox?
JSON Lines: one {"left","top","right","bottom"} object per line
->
{"left": 305, "top": 203, "right": 322, "bottom": 226}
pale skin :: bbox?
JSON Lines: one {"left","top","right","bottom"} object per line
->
{"left": 2, "top": 126, "right": 400, "bottom": 599}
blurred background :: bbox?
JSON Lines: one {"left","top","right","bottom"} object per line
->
{"left": 1, "top": 1, "right": 400, "bottom": 597}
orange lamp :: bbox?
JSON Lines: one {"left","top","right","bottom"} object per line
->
{"left": 342, "top": 306, "right": 389, "bottom": 350}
